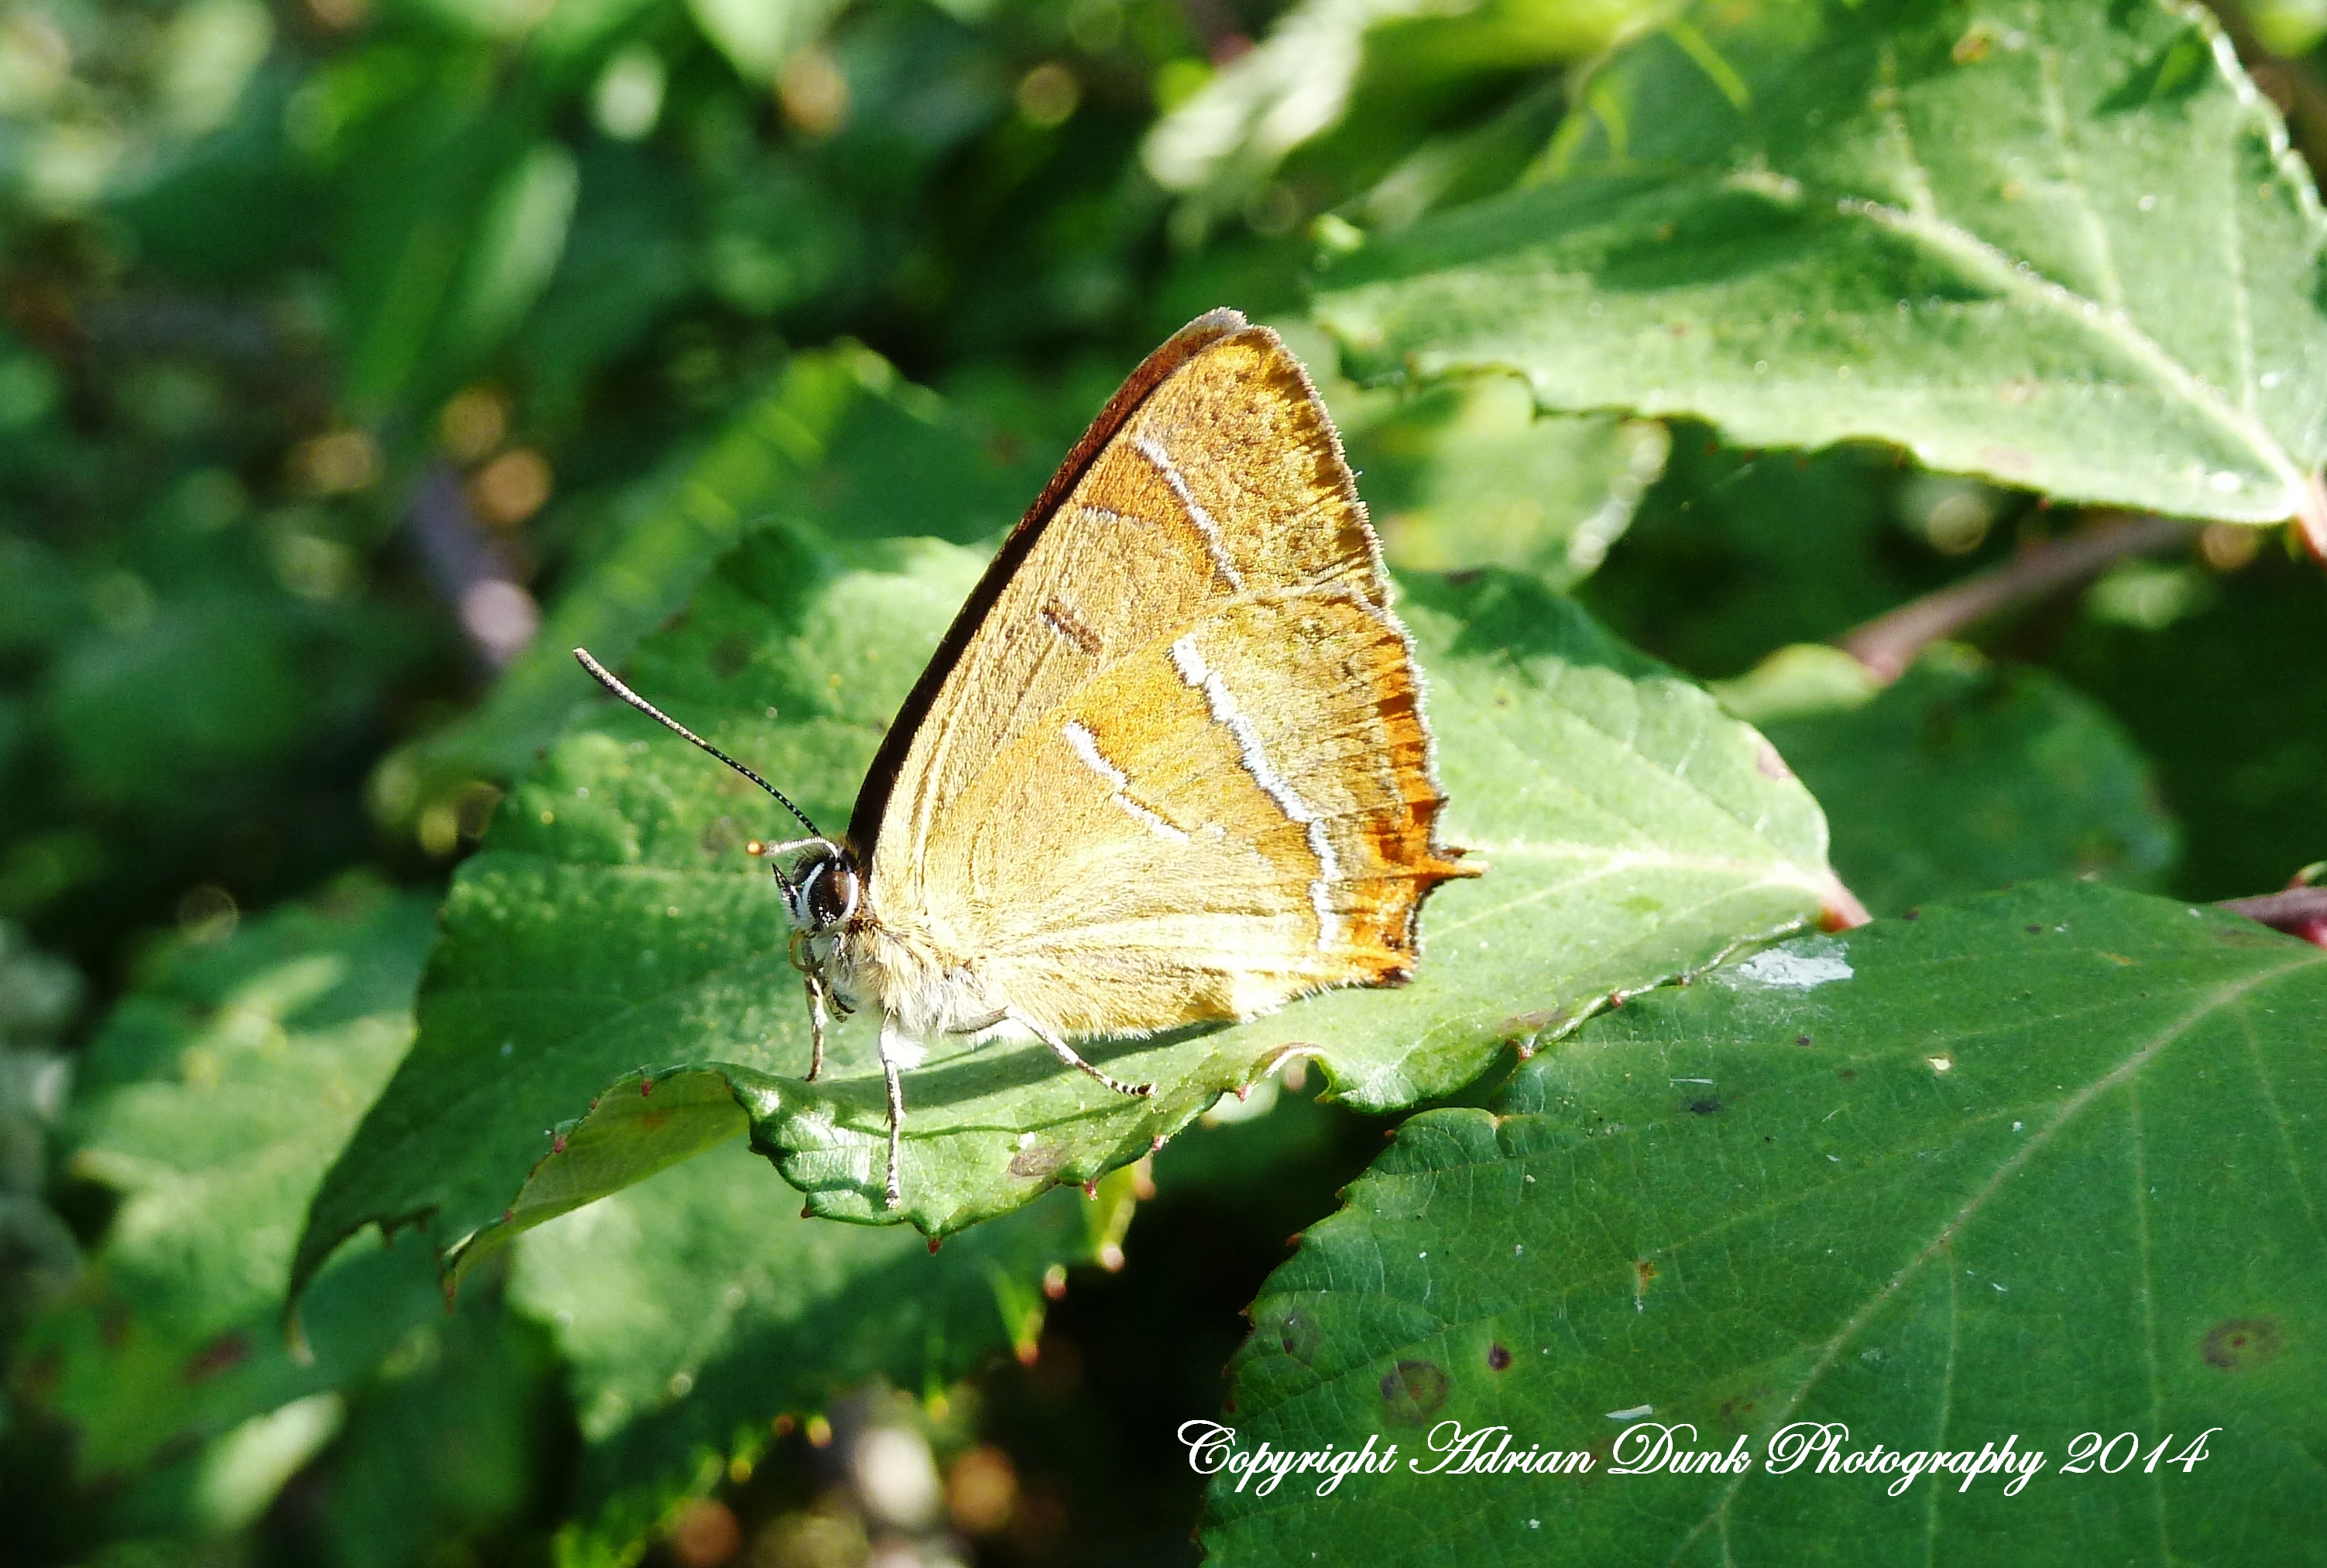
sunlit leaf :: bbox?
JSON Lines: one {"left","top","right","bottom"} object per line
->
{"left": 1318, "top": 0, "right": 2327, "bottom": 530}
{"left": 1206, "top": 884, "right": 2327, "bottom": 1565}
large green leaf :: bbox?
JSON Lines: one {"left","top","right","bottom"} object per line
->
{"left": 12, "top": 882, "right": 443, "bottom": 1494}
{"left": 510, "top": 1141, "right": 1135, "bottom": 1563}
{"left": 295, "top": 523, "right": 1832, "bottom": 1278}
{"left": 1722, "top": 642, "right": 2178, "bottom": 914}
{"left": 1316, "top": 0, "right": 2327, "bottom": 532}
{"left": 1205, "top": 884, "right": 2325, "bottom": 1565}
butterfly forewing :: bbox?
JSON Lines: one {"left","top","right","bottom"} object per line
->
{"left": 860, "top": 312, "right": 1468, "bottom": 1034}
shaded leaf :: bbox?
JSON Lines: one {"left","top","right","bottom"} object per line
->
{"left": 1317, "top": 0, "right": 2327, "bottom": 529}
{"left": 14, "top": 882, "right": 443, "bottom": 1493}
{"left": 510, "top": 1141, "right": 1134, "bottom": 1561}
{"left": 2047, "top": 549, "right": 2327, "bottom": 900}
{"left": 1206, "top": 884, "right": 2325, "bottom": 1564}
{"left": 1723, "top": 642, "right": 2178, "bottom": 914}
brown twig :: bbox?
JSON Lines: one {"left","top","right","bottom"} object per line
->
{"left": 2216, "top": 887, "right": 2327, "bottom": 945}
{"left": 1836, "top": 514, "right": 2196, "bottom": 683}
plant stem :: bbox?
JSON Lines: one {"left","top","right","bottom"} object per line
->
{"left": 1837, "top": 514, "right": 2195, "bottom": 683}
{"left": 2216, "top": 887, "right": 2327, "bottom": 947}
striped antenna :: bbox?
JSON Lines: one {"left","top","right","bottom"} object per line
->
{"left": 571, "top": 648, "right": 822, "bottom": 848}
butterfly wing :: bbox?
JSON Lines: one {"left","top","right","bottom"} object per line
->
{"left": 853, "top": 311, "right": 1471, "bottom": 1032}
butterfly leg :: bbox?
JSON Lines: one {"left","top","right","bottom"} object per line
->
{"left": 1007, "top": 1008, "right": 1155, "bottom": 1099}
{"left": 877, "top": 1014, "right": 915, "bottom": 1210}
{"left": 801, "top": 971, "right": 829, "bottom": 1082}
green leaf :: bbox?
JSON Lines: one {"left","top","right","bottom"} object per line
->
{"left": 14, "top": 882, "right": 443, "bottom": 1491}
{"left": 1721, "top": 643, "right": 2178, "bottom": 914}
{"left": 297, "top": 521, "right": 1831, "bottom": 1276}
{"left": 1143, "top": 0, "right": 1657, "bottom": 238}
{"left": 298, "top": 1308, "right": 559, "bottom": 1568}
{"left": 1316, "top": 0, "right": 2327, "bottom": 530}
{"left": 508, "top": 1141, "right": 1133, "bottom": 1561}
{"left": 1205, "top": 884, "right": 2325, "bottom": 1564}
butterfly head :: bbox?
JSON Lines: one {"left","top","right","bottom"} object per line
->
{"left": 774, "top": 838, "right": 861, "bottom": 933}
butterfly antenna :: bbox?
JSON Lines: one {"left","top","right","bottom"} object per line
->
{"left": 572, "top": 648, "right": 822, "bottom": 842}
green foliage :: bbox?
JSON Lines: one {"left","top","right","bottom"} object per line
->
{"left": 1206, "top": 884, "right": 2326, "bottom": 1565}
{"left": 5, "top": 0, "right": 2325, "bottom": 1559}
{"left": 14, "top": 882, "right": 444, "bottom": 1521}
{"left": 1317, "top": 0, "right": 2327, "bottom": 530}
{"left": 1729, "top": 642, "right": 2178, "bottom": 914}
{"left": 513, "top": 1145, "right": 1134, "bottom": 1557}
{"left": 2050, "top": 550, "right": 2327, "bottom": 899}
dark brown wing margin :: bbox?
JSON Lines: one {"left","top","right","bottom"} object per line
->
{"left": 844, "top": 307, "right": 1251, "bottom": 862}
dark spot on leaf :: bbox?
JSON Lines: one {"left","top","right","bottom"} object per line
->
{"left": 2201, "top": 1317, "right": 2283, "bottom": 1371}
{"left": 640, "top": 1078, "right": 654, "bottom": 1097}
{"left": 2027, "top": 925, "right": 2043, "bottom": 935}
{"left": 1687, "top": 1099, "right": 1720, "bottom": 1115}
{"left": 709, "top": 634, "right": 751, "bottom": 679}
{"left": 1380, "top": 1359, "right": 1450, "bottom": 1423}
{"left": 17, "top": 1347, "right": 60, "bottom": 1401}
{"left": 1009, "top": 1144, "right": 1066, "bottom": 1179}
{"left": 184, "top": 1332, "right": 249, "bottom": 1384}
{"left": 928, "top": 1237, "right": 942, "bottom": 1254}
{"left": 1904, "top": 908, "right": 1920, "bottom": 921}
{"left": 1635, "top": 1260, "right": 1657, "bottom": 1288}
{"left": 1277, "top": 1309, "right": 1320, "bottom": 1364}
{"left": 1838, "top": 1069, "right": 1856, "bottom": 1079}
{"left": 1487, "top": 1343, "right": 1512, "bottom": 1371}
{"left": 1796, "top": 1034, "right": 1813, "bottom": 1047}
{"left": 640, "top": 1110, "right": 669, "bottom": 1132}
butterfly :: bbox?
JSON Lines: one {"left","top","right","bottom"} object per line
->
{"left": 576, "top": 308, "right": 1477, "bottom": 1211}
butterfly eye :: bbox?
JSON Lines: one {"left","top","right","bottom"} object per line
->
{"left": 791, "top": 846, "right": 860, "bottom": 931}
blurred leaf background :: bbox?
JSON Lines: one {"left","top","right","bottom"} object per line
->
{"left": 1, "top": 0, "right": 2322, "bottom": 1563}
